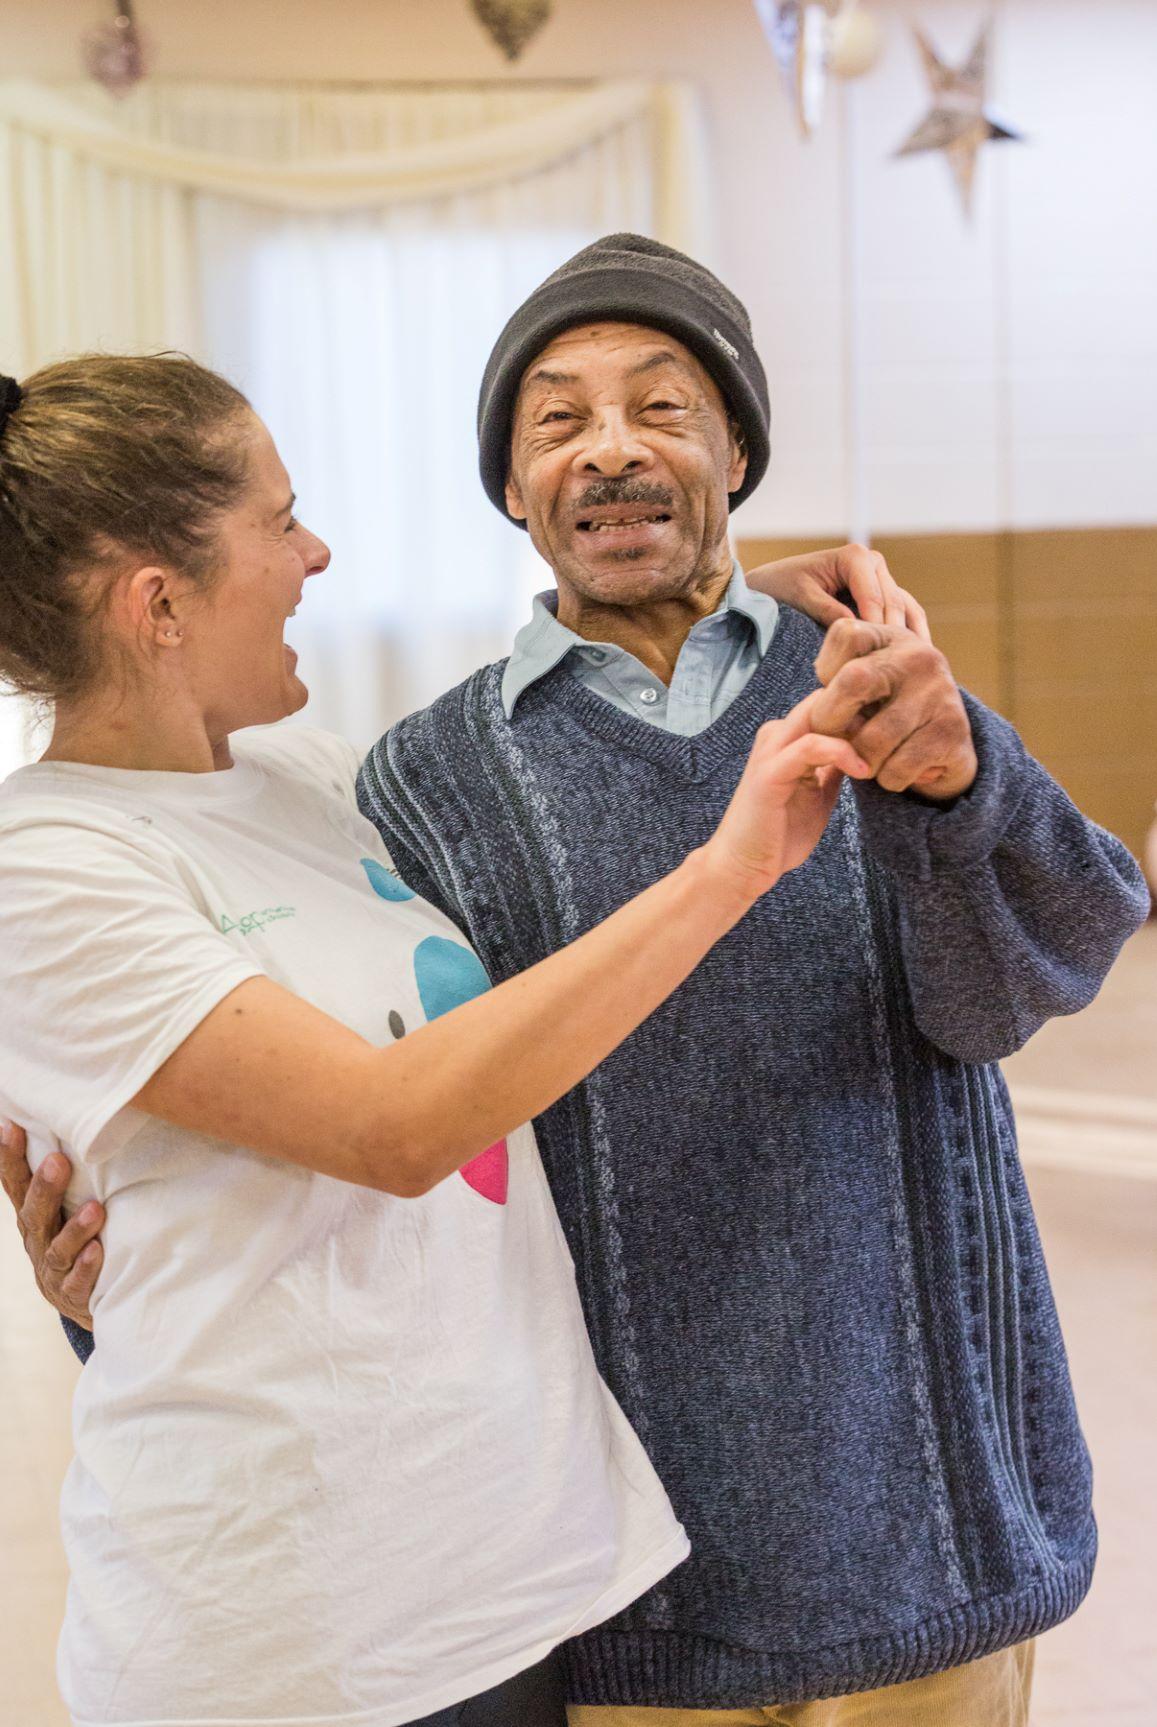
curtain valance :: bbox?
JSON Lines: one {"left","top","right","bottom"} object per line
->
{"left": 0, "top": 78, "right": 702, "bottom": 236}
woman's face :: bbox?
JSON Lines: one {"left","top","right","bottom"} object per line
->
{"left": 177, "top": 414, "right": 330, "bottom": 739}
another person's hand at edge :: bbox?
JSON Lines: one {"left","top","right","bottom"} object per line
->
{"left": 746, "top": 542, "right": 932, "bottom": 641}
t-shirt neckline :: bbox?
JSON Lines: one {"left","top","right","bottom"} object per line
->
{"left": 3, "top": 752, "right": 265, "bottom": 808}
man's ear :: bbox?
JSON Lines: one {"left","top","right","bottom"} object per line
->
{"left": 504, "top": 468, "right": 528, "bottom": 522}
{"left": 727, "top": 418, "right": 749, "bottom": 495}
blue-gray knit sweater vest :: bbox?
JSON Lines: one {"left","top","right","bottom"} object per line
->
{"left": 354, "top": 605, "right": 1147, "bottom": 1708}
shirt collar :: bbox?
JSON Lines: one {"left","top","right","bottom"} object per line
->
{"left": 501, "top": 558, "right": 779, "bottom": 720}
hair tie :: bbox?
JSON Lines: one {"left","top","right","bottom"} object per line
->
{"left": 0, "top": 375, "right": 24, "bottom": 439}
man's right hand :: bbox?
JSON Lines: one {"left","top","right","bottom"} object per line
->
{"left": 0, "top": 1122, "right": 103, "bottom": 1329}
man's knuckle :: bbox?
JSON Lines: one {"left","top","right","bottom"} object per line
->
{"left": 914, "top": 642, "right": 949, "bottom": 678}
{"left": 842, "top": 659, "right": 885, "bottom": 701}
{"left": 839, "top": 657, "right": 870, "bottom": 689}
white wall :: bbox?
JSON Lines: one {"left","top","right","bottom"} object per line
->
{"left": 842, "top": 0, "right": 1157, "bottom": 537}
{"left": 2, "top": 0, "right": 1154, "bottom": 538}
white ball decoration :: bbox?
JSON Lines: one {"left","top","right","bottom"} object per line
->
{"left": 830, "top": 5, "right": 884, "bottom": 80}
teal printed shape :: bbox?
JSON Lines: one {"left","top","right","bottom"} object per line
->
{"left": 412, "top": 936, "right": 491, "bottom": 1019}
{"left": 360, "top": 856, "right": 415, "bottom": 902}
{"left": 412, "top": 934, "right": 509, "bottom": 1204}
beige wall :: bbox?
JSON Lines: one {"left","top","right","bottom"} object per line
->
{"left": 741, "top": 528, "right": 1157, "bottom": 861}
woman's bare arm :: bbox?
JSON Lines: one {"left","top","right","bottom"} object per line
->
{"left": 135, "top": 700, "right": 869, "bottom": 1197}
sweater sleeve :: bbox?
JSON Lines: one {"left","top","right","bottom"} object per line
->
{"left": 852, "top": 689, "right": 1151, "bottom": 1063}
{"left": 62, "top": 1314, "right": 95, "bottom": 1365}
{"left": 355, "top": 720, "right": 470, "bottom": 933}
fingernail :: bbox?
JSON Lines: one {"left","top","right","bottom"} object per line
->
{"left": 78, "top": 1203, "right": 101, "bottom": 1226}
{"left": 0, "top": 1121, "right": 13, "bottom": 1147}
{"left": 44, "top": 1153, "right": 67, "bottom": 1182}
{"left": 80, "top": 1242, "right": 101, "bottom": 1265}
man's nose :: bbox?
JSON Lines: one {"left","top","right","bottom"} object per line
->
{"left": 577, "top": 411, "right": 652, "bottom": 477}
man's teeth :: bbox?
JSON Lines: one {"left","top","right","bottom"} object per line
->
{"left": 582, "top": 514, "right": 669, "bottom": 532}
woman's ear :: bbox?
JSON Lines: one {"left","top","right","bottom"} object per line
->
{"left": 122, "top": 565, "right": 184, "bottom": 648}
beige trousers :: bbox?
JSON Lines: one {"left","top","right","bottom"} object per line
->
{"left": 567, "top": 1640, "right": 1035, "bottom": 1727}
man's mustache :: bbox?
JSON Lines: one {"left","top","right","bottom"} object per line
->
{"left": 572, "top": 479, "right": 675, "bottom": 519}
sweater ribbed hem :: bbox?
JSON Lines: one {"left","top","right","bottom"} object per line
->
{"left": 561, "top": 1548, "right": 1094, "bottom": 1708}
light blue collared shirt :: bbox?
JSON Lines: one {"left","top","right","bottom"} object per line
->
{"left": 501, "top": 560, "right": 779, "bottom": 738}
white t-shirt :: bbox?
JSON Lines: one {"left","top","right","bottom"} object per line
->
{"left": 0, "top": 726, "right": 686, "bottom": 1727}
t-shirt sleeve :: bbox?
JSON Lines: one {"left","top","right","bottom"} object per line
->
{"left": 0, "top": 819, "right": 264, "bottom": 1161}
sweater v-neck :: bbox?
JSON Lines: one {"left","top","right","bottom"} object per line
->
{"left": 515, "top": 605, "right": 817, "bottom": 782}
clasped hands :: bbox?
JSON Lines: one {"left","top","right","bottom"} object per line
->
{"left": 752, "top": 542, "right": 977, "bottom": 803}
{"left": 809, "top": 616, "right": 977, "bottom": 803}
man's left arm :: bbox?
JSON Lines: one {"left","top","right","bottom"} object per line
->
{"left": 810, "top": 621, "right": 1151, "bottom": 1064}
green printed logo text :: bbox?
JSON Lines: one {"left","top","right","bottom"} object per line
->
{"left": 219, "top": 905, "right": 297, "bottom": 937}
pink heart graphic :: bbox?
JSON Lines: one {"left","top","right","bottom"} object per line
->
{"left": 460, "top": 1139, "right": 509, "bottom": 1205}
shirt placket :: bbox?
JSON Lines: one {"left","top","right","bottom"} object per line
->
{"left": 667, "top": 621, "right": 721, "bottom": 736}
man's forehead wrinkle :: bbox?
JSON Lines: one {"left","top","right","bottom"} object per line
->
{"left": 627, "top": 350, "right": 697, "bottom": 381}
{"left": 520, "top": 344, "right": 700, "bottom": 406}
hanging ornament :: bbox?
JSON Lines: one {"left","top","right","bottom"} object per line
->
{"left": 893, "top": 23, "right": 1023, "bottom": 217}
{"left": 754, "top": 0, "right": 836, "bottom": 137}
{"left": 470, "top": 0, "right": 552, "bottom": 62}
{"left": 754, "top": 3, "right": 882, "bottom": 137}
{"left": 829, "top": 5, "right": 885, "bottom": 80}
{"left": 82, "top": 0, "right": 149, "bottom": 96}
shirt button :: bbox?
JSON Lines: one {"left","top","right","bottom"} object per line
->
{"left": 639, "top": 688, "right": 660, "bottom": 705}
{"left": 586, "top": 648, "right": 608, "bottom": 665}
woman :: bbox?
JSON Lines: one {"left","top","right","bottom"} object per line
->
{"left": 0, "top": 355, "right": 872, "bottom": 1727}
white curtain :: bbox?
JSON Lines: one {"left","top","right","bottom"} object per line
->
{"left": 0, "top": 78, "right": 708, "bottom": 766}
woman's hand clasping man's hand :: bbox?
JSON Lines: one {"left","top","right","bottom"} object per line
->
{"left": 701, "top": 689, "right": 872, "bottom": 908}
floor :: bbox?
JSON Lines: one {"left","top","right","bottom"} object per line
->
{"left": 1, "top": 928, "right": 1154, "bottom": 1727}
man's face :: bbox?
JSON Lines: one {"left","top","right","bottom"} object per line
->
{"left": 505, "top": 322, "right": 748, "bottom": 608}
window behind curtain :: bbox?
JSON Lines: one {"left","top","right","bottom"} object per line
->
{"left": 0, "top": 82, "right": 662, "bottom": 769}
{"left": 196, "top": 221, "right": 654, "bottom": 748}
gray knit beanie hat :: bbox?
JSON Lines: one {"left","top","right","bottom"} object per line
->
{"left": 477, "top": 232, "right": 770, "bottom": 525}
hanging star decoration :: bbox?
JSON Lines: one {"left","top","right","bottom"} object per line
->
{"left": 471, "top": 0, "right": 552, "bottom": 62}
{"left": 894, "top": 23, "right": 1022, "bottom": 215}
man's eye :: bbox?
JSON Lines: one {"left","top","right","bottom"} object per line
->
{"left": 541, "top": 410, "right": 574, "bottom": 424}
{"left": 645, "top": 401, "right": 682, "bottom": 412}
{"left": 284, "top": 517, "right": 299, "bottom": 533}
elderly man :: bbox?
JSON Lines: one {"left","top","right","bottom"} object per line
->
{"left": 5, "top": 235, "right": 1149, "bottom": 1727}
{"left": 356, "top": 236, "right": 1148, "bottom": 1725}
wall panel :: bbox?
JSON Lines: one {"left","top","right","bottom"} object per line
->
{"left": 740, "top": 527, "right": 1157, "bottom": 862}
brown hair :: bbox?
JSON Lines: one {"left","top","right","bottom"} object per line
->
{"left": 0, "top": 353, "right": 253, "bottom": 703}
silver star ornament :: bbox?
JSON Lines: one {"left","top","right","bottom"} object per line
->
{"left": 894, "top": 23, "right": 1023, "bottom": 216}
